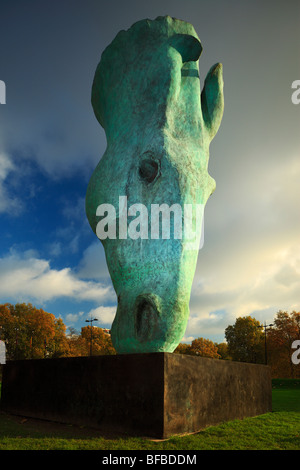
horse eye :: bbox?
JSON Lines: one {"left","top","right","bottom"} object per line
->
{"left": 139, "top": 159, "right": 159, "bottom": 184}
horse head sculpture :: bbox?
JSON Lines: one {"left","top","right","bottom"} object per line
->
{"left": 86, "top": 16, "right": 224, "bottom": 353}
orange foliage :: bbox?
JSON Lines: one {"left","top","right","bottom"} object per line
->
{"left": 175, "top": 337, "right": 220, "bottom": 359}
{"left": 268, "top": 311, "right": 300, "bottom": 378}
{"left": 0, "top": 303, "right": 68, "bottom": 359}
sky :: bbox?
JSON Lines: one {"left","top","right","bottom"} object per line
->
{"left": 0, "top": 0, "right": 299, "bottom": 344}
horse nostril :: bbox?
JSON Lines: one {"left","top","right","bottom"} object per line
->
{"left": 135, "top": 294, "right": 160, "bottom": 342}
{"left": 139, "top": 158, "right": 159, "bottom": 184}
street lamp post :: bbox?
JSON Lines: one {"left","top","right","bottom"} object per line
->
{"left": 258, "top": 322, "right": 273, "bottom": 365}
{"left": 85, "top": 318, "right": 98, "bottom": 356}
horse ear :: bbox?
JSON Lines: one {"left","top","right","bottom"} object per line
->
{"left": 169, "top": 34, "right": 202, "bottom": 63}
{"left": 201, "top": 63, "right": 224, "bottom": 141}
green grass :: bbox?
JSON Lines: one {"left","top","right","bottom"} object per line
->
{"left": 0, "top": 379, "right": 299, "bottom": 450}
{"left": 272, "top": 379, "right": 300, "bottom": 413}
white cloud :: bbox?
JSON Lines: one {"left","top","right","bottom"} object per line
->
{"left": 76, "top": 241, "right": 110, "bottom": 280}
{"left": 0, "top": 249, "right": 115, "bottom": 304}
{"left": 87, "top": 305, "right": 116, "bottom": 325}
{"left": 188, "top": 243, "right": 300, "bottom": 342}
{"left": 66, "top": 311, "right": 85, "bottom": 324}
{"left": 185, "top": 149, "right": 300, "bottom": 343}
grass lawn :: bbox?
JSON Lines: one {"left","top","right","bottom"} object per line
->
{"left": 0, "top": 379, "right": 299, "bottom": 450}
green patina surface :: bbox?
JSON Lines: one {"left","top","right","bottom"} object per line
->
{"left": 86, "top": 16, "right": 224, "bottom": 353}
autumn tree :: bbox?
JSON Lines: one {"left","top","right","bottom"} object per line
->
{"left": 215, "top": 342, "right": 231, "bottom": 360}
{"left": 225, "top": 316, "right": 265, "bottom": 363}
{"left": 190, "top": 337, "right": 220, "bottom": 358}
{"left": 175, "top": 338, "right": 220, "bottom": 358}
{"left": 268, "top": 311, "right": 300, "bottom": 378}
{"left": 78, "top": 326, "right": 116, "bottom": 356}
{"left": 0, "top": 303, "right": 69, "bottom": 360}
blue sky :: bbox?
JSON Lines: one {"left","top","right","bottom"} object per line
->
{"left": 0, "top": 0, "right": 299, "bottom": 343}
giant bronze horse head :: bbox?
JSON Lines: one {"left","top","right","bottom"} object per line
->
{"left": 86, "top": 16, "right": 224, "bottom": 353}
